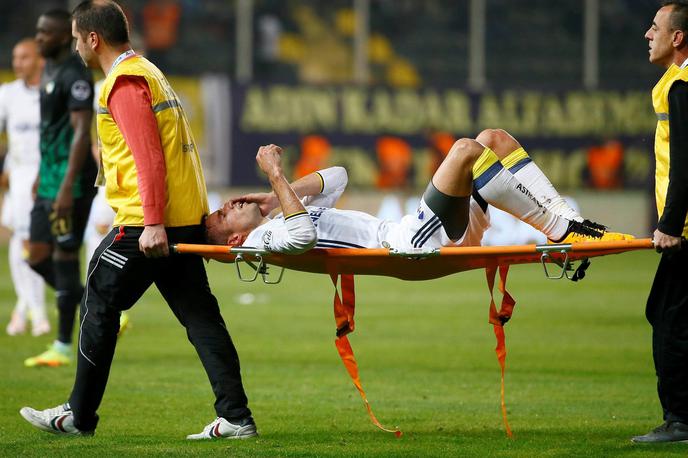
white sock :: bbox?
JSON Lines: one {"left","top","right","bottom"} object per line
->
{"left": 9, "top": 236, "right": 30, "bottom": 319}
{"left": 473, "top": 148, "right": 569, "bottom": 241}
{"left": 9, "top": 235, "right": 47, "bottom": 323}
{"left": 23, "top": 270, "right": 47, "bottom": 324}
{"left": 10, "top": 300, "right": 27, "bottom": 320}
{"left": 502, "top": 148, "right": 583, "bottom": 222}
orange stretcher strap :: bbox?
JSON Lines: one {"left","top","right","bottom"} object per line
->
{"left": 486, "top": 264, "right": 516, "bottom": 438}
{"left": 170, "top": 239, "right": 655, "bottom": 437}
{"left": 330, "top": 272, "right": 402, "bottom": 437}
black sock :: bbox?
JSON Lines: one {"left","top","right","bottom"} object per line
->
{"left": 29, "top": 258, "right": 57, "bottom": 289}
{"left": 55, "top": 259, "right": 84, "bottom": 344}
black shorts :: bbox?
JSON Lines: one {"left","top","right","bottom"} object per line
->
{"left": 30, "top": 195, "right": 95, "bottom": 252}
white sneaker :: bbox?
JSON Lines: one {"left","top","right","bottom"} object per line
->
{"left": 19, "top": 403, "right": 93, "bottom": 436}
{"left": 186, "top": 416, "right": 258, "bottom": 440}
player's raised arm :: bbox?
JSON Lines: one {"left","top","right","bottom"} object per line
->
{"left": 233, "top": 166, "right": 348, "bottom": 216}
{"left": 256, "top": 144, "right": 316, "bottom": 253}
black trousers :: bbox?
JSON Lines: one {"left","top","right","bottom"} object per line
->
{"left": 68, "top": 225, "right": 251, "bottom": 431}
{"left": 646, "top": 248, "right": 688, "bottom": 423}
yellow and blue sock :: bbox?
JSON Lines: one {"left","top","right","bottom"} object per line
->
{"left": 473, "top": 147, "right": 568, "bottom": 241}
{"left": 502, "top": 147, "right": 582, "bottom": 222}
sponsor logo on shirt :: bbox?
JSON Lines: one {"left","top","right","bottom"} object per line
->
{"left": 71, "top": 80, "right": 91, "bottom": 101}
{"left": 262, "top": 230, "right": 272, "bottom": 249}
{"left": 45, "top": 81, "right": 55, "bottom": 94}
{"left": 308, "top": 207, "right": 327, "bottom": 226}
{"left": 14, "top": 122, "right": 39, "bottom": 132}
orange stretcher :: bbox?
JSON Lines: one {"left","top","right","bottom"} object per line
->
{"left": 172, "top": 238, "right": 654, "bottom": 438}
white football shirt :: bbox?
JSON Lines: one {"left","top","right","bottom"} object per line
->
{"left": 0, "top": 79, "right": 41, "bottom": 234}
{"left": 242, "top": 165, "right": 492, "bottom": 254}
{"left": 0, "top": 79, "right": 41, "bottom": 171}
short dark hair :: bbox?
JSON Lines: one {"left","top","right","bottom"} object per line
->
{"left": 663, "top": 1, "right": 688, "bottom": 32}
{"left": 72, "top": 0, "right": 129, "bottom": 46}
{"left": 41, "top": 9, "right": 72, "bottom": 33}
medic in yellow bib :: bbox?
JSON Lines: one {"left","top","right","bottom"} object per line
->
{"left": 96, "top": 52, "right": 209, "bottom": 228}
{"left": 632, "top": 1, "right": 688, "bottom": 444}
{"left": 19, "top": 0, "right": 256, "bottom": 440}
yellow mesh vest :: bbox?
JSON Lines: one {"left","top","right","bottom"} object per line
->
{"left": 96, "top": 55, "right": 209, "bottom": 227}
{"left": 652, "top": 63, "right": 688, "bottom": 237}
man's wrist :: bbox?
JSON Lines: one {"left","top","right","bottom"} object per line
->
{"left": 657, "top": 220, "right": 684, "bottom": 237}
{"left": 268, "top": 171, "right": 285, "bottom": 185}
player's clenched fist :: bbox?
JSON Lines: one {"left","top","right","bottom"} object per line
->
{"left": 256, "top": 144, "right": 284, "bottom": 179}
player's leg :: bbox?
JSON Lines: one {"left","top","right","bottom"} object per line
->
{"left": 433, "top": 139, "right": 572, "bottom": 241}
{"left": 476, "top": 129, "right": 584, "bottom": 222}
{"left": 422, "top": 138, "right": 474, "bottom": 240}
{"left": 6, "top": 234, "right": 29, "bottom": 335}
{"left": 6, "top": 169, "right": 49, "bottom": 336}
{"left": 477, "top": 129, "right": 634, "bottom": 240}
{"left": 13, "top": 237, "right": 49, "bottom": 336}
{"left": 27, "top": 197, "right": 56, "bottom": 289}
{"left": 52, "top": 248, "right": 82, "bottom": 347}
{"left": 24, "top": 196, "right": 92, "bottom": 366}
{"left": 24, "top": 198, "right": 72, "bottom": 365}
{"left": 52, "top": 195, "right": 94, "bottom": 348}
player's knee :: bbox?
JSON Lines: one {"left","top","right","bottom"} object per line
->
{"left": 476, "top": 128, "right": 504, "bottom": 148}
{"left": 28, "top": 256, "right": 56, "bottom": 288}
{"left": 475, "top": 128, "right": 517, "bottom": 157}
{"left": 446, "top": 138, "right": 483, "bottom": 166}
{"left": 54, "top": 247, "right": 80, "bottom": 261}
{"left": 27, "top": 243, "right": 51, "bottom": 266}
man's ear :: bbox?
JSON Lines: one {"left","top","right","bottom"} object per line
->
{"left": 227, "top": 233, "right": 246, "bottom": 246}
{"left": 89, "top": 31, "right": 99, "bottom": 51}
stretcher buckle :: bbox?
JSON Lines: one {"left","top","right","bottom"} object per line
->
{"left": 538, "top": 247, "right": 591, "bottom": 281}
{"left": 234, "top": 253, "right": 285, "bottom": 284}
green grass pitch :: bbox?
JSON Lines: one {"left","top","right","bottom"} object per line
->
{"left": 1, "top": 246, "right": 686, "bottom": 456}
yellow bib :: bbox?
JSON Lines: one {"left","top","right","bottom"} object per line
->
{"left": 96, "top": 55, "right": 209, "bottom": 227}
{"left": 652, "top": 64, "right": 688, "bottom": 237}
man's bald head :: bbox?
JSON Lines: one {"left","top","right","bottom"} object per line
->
{"left": 12, "top": 38, "right": 43, "bottom": 84}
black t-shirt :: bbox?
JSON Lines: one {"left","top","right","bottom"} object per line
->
{"left": 38, "top": 52, "right": 97, "bottom": 199}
